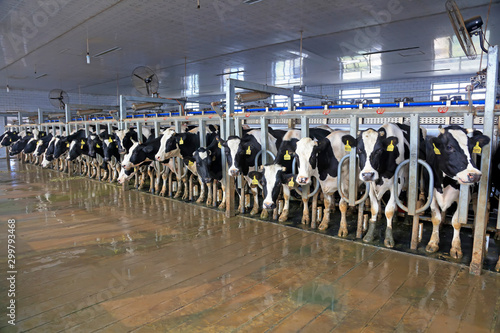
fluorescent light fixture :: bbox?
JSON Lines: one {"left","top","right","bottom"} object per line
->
{"left": 35, "top": 73, "right": 48, "bottom": 79}
{"left": 361, "top": 46, "right": 420, "bottom": 56}
{"left": 405, "top": 69, "right": 450, "bottom": 74}
{"left": 243, "top": 0, "right": 265, "bottom": 4}
{"left": 216, "top": 70, "right": 245, "bottom": 76}
{"left": 93, "top": 47, "right": 122, "bottom": 58}
{"left": 86, "top": 52, "right": 90, "bottom": 64}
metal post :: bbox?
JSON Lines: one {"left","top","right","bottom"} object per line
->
{"left": 288, "top": 94, "right": 294, "bottom": 112}
{"left": 470, "top": 45, "right": 498, "bottom": 275}
{"left": 136, "top": 121, "right": 143, "bottom": 143}
{"left": 260, "top": 116, "right": 269, "bottom": 164}
{"left": 348, "top": 115, "right": 358, "bottom": 206}
{"left": 17, "top": 112, "right": 22, "bottom": 128}
{"left": 37, "top": 108, "right": 43, "bottom": 127}
{"left": 225, "top": 79, "right": 236, "bottom": 217}
{"left": 408, "top": 113, "right": 420, "bottom": 250}
{"left": 199, "top": 119, "right": 206, "bottom": 147}
{"left": 119, "top": 95, "right": 127, "bottom": 130}
{"left": 457, "top": 113, "right": 474, "bottom": 226}
{"left": 300, "top": 115, "right": 309, "bottom": 138}
{"left": 65, "top": 104, "right": 71, "bottom": 134}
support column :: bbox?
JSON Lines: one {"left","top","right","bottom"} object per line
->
{"left": 470, "top": 45, "right": 498, "bottom": 275}
{"left": 225, "top": 79, "right": 236, "bottom": 217}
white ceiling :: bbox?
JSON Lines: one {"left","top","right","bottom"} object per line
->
{"left": 0, "top": 0, "right": 498, "bottom": 100}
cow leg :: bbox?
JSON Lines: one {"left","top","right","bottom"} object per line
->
{"left": 450, "top": 210, "right": 463, "bottom": 259}
{"left": 363, "top": 189, "right": 379, "bottom": 243}
{"left": 148, "top": 167, "right": 154, "bottom": 193}
{"left": 301, "top": 195, "right": 310, "bottom": 225}
{"left": 206, "top": 183, "right": 213, "bottom": 206}
{"left": 250, "top": 186, "right": 260, "bottom": 215}
{"left": 260, "top": 208, "right": 269, "bottom": 219}
{"left": 182, "top": 177, "right": 189, "bottom": 200}
{"left": 319, "top": 193, "right": 333, "bottom": 231}
{"left": 160, "top": 172, "right": 168, "bottom": 196}
{"left": 338, "top": 198, "right": 349, "bottom": 237}
{"left": 426, "top": 199, "right": 441, "bottom": 253}
{"left": 383, "top": 190, "right": 396, "bottom": 248}
{"left": 278, "top": 185, "right": 290, "bottom": 222}
{"left": 196, "top": 178, "right": 205, "bottom": 203}
{"left": 218, "top": 182, "right": 226, "bottom": 210}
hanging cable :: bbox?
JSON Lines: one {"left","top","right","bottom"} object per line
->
{"left": 299, "top": 30, "right": 303, "bottom": 90}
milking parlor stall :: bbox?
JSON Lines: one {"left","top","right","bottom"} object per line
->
{"left": 1, "top": 0, "right": 500, "bottom": 331}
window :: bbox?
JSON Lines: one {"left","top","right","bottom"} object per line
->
{"left": 339, "top": 88, "right": 380, "bottom": 104}
{"left": 221, "top": 67, "right": 245, "bottom": 92}
{"left": 182, "top": 74, "right": 199, "bottom": 97}
{"left": 431, "top": 82, "right": 486, "bottom": 101}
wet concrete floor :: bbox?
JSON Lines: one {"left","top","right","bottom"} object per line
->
{"left": 0, "top": 159, "right": 500, "bottom": 332}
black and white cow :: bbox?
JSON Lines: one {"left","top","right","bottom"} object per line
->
{"left": 9, "top": 132, "right": 34, "bottom": 156}
{"left": 247, "top": 126, "right": 333, "bottom": 222}
{"left": 221, "top": 129, "right": 280, "bottom": 216}
{"left": 100, "top": 132, "right": 121, "bottom": 182}
{"left": 425, "top": 125, "right": 490, "bottom": 259}
{"left": 184, "top": 138, "right": 226, "bottom": 208}
{"left": 53, "top": 129, "right": 86, "bottom": 159}
{"left": 33, "top": 133, "right": 54, "bottom": 158}
{"left": 341, "top": 123, "right": 425, "bottom": 248}
{"left": 294, "top": 130, "right": 350, "bottom": 232}
{"left": 41, "top": 136, "right": 59, "bottom": 168}
{"left": 0, "top": 131, "right": 20, "bottom": 147}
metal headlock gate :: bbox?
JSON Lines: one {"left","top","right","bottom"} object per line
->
{"left": 3, "top": 46, "right": 498, "bottom": 275}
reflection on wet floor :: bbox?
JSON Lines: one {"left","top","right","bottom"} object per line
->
{"left": 0, "top": 159, "right": 499, "bottom": 332}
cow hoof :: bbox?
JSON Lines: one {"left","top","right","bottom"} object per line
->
{"left": 318, "top": 223, "right": 328, "bottom": 231}
{"left": 218, "top": 203, "right": 226, "bottom": 210}
{"left": 196, "top": 197, "right": 204, "bottom": 204}
{"left": 260, "top": 210, "right": 269, "bottom": 219}
{"left": 363, "top": 234, "right": 374, "bottom": 243}
{"left": 384, "top": 238, "right": 394, "bottom": 248}
{"left": 338, "top": 227, "right": 348, "bottom": 237}
{"left": 495, "top": 261, "right": 500, "bottom": 272}
{"left": 278, "top": 214, "right": 288, "bottom": 223}
{"left": 301, "top": 217, "right": 310, "bottom": 225}
{"left": 250, "top": 208, "right": 259, "bottom": 216}
{"left": 425, "top": 243, "right": 439, "bottom": 253}
{"left": 206, "top": 199, "right": 212, "bottom": 206}
{"left": 450, "top": 247, "right": 463, "bottom": 259}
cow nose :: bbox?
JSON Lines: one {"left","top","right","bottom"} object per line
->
{"left": 156, "top": 155, "right": 161, "bottom": 160}
{"left": 229, "top": 168, "right": 238, "bottom": 177}
{"left": 297, "top": 176, "right": 308, "bottom": 184}
{"left": 361, "top": 172, "right": 375, "bottom": 180}
{"left": 263, "top": 202, "right": 275, "bottom": 210}
{"left": 468, "top": 173, "right": 481, "bottom": 183}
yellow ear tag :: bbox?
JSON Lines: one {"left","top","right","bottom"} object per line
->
{"left": 288, "top": 179, "right": 295, "bottom": 187}
{"left": 41, "top": 133, "right": 45, "bottom": 136}
{"left": 345, "top": 140, "right": 352, "bottom": 152}
{"left": 96, "top": 144, "right": 100, "bottom": 148}
{"left": 252, "top": 175, "right": 259, "bottom": 185}
{"left": 433, "top": 143, "right": 441, "bottom": 155}
{"left": 246, "top": 146, "right": 251, "bottom": 155}
{"left": 472, "top": 141, "right": 481, "bottom": 154}
{"left": 218, "top": 142, "right": 222, "bottom": 149}
{"left": 66, "top": 143, "right": 70, "bottom": 148}
{"left": 108, "top": 138, "right": 113, "bottom": 143}
{"left": 81, "top": 140, "right": 85, "bottom": 145}
{"left": 387, "top": 140, "right": 394, "bottom": 152}
{"left": 284, "top": 150, "right": 291, "bottom": 160}
{"left": 37, "top": 140, "right": 42, "bottom": 145}
{"left": 188, "top": 160, "right": 194, "bottom": 166}
{"left": 179, "top": 138, "right": 184, "bottom": 145}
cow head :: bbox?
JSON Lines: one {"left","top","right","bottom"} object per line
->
{"left": 342, "top": 129, "right": 399, "bottom": 182}
{"left": 87, "top": 134, "right": 103, "bottom": 158}
{"left": 67, "top": 138, "right": 88, "bottom": 161}
{"left": 53, "top": 138, "right": 69, "bottom": 159}
{"left": 117, "top": 167, "right": 135, "bottom": 184}
{"left": 221, "top": 136, "right": 243, "bottom": 177}
{"left": 430, "top": 126, "right": 490, "bottom": 184}
{"left": 189, "top": 147, "right": 212, "bottom": 183}
{"left": 102, "top": 135, "right": 120, "bottom": 162}
{"left": 295, "top": 137, "right": 325, "bottom": 185}
{"left": 155, "top": 128, "right": 177, "bottom": 161}
{"left": 249, "top": 164, "right": 293, "bottom": 210}
{"left": 9, "top": 134, "right": 32, "bottom": 156}
{"left": 0, "top": 131, "right": 18, "bottom": 147}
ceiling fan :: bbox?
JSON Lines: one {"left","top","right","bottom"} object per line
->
{"left": 445, "top": 0, "right": 489, "bottom": 60}
{"left": 131, "top": 66, "right": 159, "bottom": 97}
{"left": 49, "top": 89, "right": 69, "bottom": 110}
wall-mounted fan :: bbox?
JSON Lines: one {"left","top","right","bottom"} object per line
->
{"left": 49, "top": 89, "right": 69, "bottom": 109}
{"left": 446, "top": 0, "right": 489, "bottom": 60}
{"left": 132, "top": 66, "right": 159, "bottom": 97}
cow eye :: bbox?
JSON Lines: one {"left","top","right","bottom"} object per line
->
{"left": 446, "top": 145, "right": 454, "bottom": 152}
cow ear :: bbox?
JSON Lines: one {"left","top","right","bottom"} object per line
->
{"left": 315, "top": 138, "right": 329, "bottom": 153}
{"left": 378, "top": 128, "right": 387, "bottom": 137}
{"left": 342, "top": 135, "right": 357, "bottom": 147}
{"left": 469, "top": 134, "right": 490, "bottom": 152}
{"left": 248, "top": 171, "right": 263, "bottom": 187}
{"left": 183, "top": 156, "right": 195, "bottom": 166}
{"left": 383, "top": 136, "right": 399, "bottom": 151}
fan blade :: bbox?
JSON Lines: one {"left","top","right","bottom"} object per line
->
{"left": 146, "top": 84, "right": 150, "bottom": 96}
{"left": 134, "top": 73, "right": 146, "bottom": 81}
